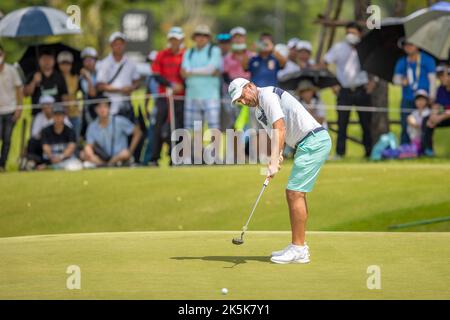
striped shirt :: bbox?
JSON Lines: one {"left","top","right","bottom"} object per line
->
{"left": 255, "top": 86, "right": 321, "bottom": 148}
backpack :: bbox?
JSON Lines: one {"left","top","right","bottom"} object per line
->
{"left": 187, "top": 43, "right": 216, "bottom": 61}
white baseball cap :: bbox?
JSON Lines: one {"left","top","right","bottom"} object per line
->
{"left": 81, "top": 47, "right": 98, "bottom": 59}
{"left": 230, "top": 26, "right": 246, "bottom": 36}
{"left": 287, "top": 37, "right": 300, "bottom": 49}
{"left": 229, "top": 78, "right": 250, "bottom": 105}
{"left": 167, "top": 26, "right": 184, "bottom": 40}
{"left": 39, "top": 95, "right": 55, "bottom": 104}
{"left": 109, "top": 31, "right": 127, "bottom": 43}
{"left": 296, "top": 40, "right": 312, "bottom": 52}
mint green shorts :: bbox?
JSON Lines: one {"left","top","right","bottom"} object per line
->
{"left": 287, "top": 130, "right": 332, "bottom": 193}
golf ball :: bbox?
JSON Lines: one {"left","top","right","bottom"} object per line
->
{"left": 221, "top": 288, "right": 228, "bottom": 295}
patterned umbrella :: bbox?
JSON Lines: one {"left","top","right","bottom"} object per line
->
{"left": 0, "top": 6, "right": 81, "bottom": 38}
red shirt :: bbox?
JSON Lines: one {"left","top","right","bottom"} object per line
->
{"left": 152, "top": 48, "right": 185, "bottom": 95}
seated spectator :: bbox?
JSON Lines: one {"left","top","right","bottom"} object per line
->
{"left": 421, "top": 66, "right": 450, "bottom": 156}
{"left": 26, "top": 96, "right": 72, "bottom": 169}
{"left": 296, "top": 80, "right": 327, "bottom": 126}
{"left": 407, "top": 89, "right": 430, "bottom": 153}
{"left": 82, "top": 97, "right": 142, "bottom": 167}
{"left": 40, "top": 105, "right": 79, "bottom": 170}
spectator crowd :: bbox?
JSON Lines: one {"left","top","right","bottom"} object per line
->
{"left": 0, "top": 22, "right": 449, "bottom": 171}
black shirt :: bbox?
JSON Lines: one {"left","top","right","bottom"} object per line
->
{"left": 41, "top": 124, "right": 76, "bottom": 158}
{"left": 26, "top": 70, "right": 68, "bottom": 115}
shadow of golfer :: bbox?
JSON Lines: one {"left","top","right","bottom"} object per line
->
{"left": 171, "top": 256, "right": 269, "bottom": 268}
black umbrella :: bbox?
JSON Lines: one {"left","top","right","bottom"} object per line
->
{"left": 278, "top": 68, "right": 340, "bottom": 91}
{"left": 19, "top": 42, "right": 82, "bottom": 79}
{"left": 356, "top": 18, "right": 406, "bottom": 82}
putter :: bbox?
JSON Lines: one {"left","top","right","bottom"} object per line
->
{"left": 232, "top": 177, "right": 270, "bottom": 245}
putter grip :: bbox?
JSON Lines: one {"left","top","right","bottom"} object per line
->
{"left": 263, "top": 177, "right": 270, "bottom": 186}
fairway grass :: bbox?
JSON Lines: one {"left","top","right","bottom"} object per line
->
{"left": 0, "top": 231, "right": 449, "bottom": 300}
{"left": 0, "top": 163, "right": 449, "bottom": 237}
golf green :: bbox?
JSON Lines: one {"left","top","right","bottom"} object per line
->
{"left": 1, "top": 231, "right": 448, "bottom": 299}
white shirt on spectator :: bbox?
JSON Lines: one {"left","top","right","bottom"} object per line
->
{"left": 407, "top": 108, "right": 430, "bottom": 141}
{"left": 324, "top": 41, "right": 368, "bottom": 88}
{"left": 97, "top": 54, "right": 140, "bottom": 114}
{"left": 31, "top": 112, "right": 72, "bottom": 139}
{"left": 0, "top": 63, "right": 23, "bottom": 115}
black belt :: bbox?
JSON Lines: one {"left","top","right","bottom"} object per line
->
{"left": 295, "top": 127, "right": 326, "bottom": 149}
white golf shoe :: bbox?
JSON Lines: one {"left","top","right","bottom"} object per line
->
{"left": 270, "top": 245, "right": 310, "bottom": 264}
{"left": 271, "top": 242, "right": 308, "bottom": 257}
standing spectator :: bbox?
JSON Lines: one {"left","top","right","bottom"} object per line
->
{"left": 278, "top": 38, "right": 301, "bottom": 82}
{"left": 40, "top": 105, "right": 78, "bottom": 170}
{"left": 247, "top": 32, "right": 287, "bottom": 88}
{"left": 246, "top": 32, "right": 287, "bottom": 144}
{"left": 79, "top": 47, "right": 99, "bottom": 139}
{"left": 0, "top": 45, "right": 23, "bottom": 171}
{"left": 216, "top": 33, "right": 232, "bottom": 57}
{"left": 222, "top": 27, "right": 253, "bottom": 130}
{"left": 181, "top": 24, "right": 222, "bottom": 163}
{"left": 393, "top": 39, "right": 436, "bottom": 144}
{"left": 407, "top": 89, "right": 430, "bottom": 153}
{"left": 295, "top": 41, "right": 315, "bottom": 69}
{"left": 97, "top": 32, "right": 141, "bottom": 120}
{"left": 82, "top": 97, "right": 142, "bottom": 167}
{"left": 421, "top": 67, "right": 450, "bottom": 156}
{"left": 57, "top": 51, "right": 80, "bottom": 140}
{"left": 148, "top": 26, "right": 185, "bottom": 166}
{"left": 322, "top": 22, "right": 374, "bottom": 158}
{"left": 24, "top": 49, "right": 68, "bottom": 117}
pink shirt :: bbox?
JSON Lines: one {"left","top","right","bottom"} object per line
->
{"left": 223, "top": 51, "right": 254, "bottom": 80}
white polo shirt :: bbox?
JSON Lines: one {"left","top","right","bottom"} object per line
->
{"left": 254, "top": 87, "right": 321, "bottom": 148}
{"left": 324, "top": 41, "right": 368, "bottom": 88}
{"left": 97, "top": 54, "right": 140, "bottom": 114}
{"left": 0, "top": 64, "right": 23, "bottom": 115}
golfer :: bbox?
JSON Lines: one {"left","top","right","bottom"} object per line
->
{"left": 229, "top": 78, "right": 332, "bottom": 264}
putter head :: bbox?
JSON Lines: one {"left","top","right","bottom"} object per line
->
{"left": 232, "top": 231, "right": 245, "bottom": 245}
{"left": 232, "top": 237, "right": 244, "bottom": 245}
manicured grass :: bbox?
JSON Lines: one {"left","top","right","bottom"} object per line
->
{"left": 0, "top": 162, "right": 449, "bottom": 238}
{"left": 0, "top": 231, "right": 448, "bottom": 299}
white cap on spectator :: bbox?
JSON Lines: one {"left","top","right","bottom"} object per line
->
{"left": 39, "top": 95, "right": 55, "bottom": 104}
{"left": 287, "top": 37, "right": 300, "bottom": 49}
{"left": 167, "top": 26, "right": 184, "bottom": 40}
{"left": 414, "top": 89, "right": 429, "bottom": 99}
{"left": 296, "top": 40, "right": 312, "bottom": 52}
{"left": 109, "top": 31, "right": 127, "bottom": 43}
{"left": 230, "top": 26, "right": 246, "bottom": 36}
{"left": 436, "top": 64, "right": 449, "bottom": 74}
{"left": 229, "top": 78, "right": 250, "bottom": 106}
{"left": 193, "top": 24, "right": 212, "bottom": 37}
{"left": 81, "top": 47, "right": 98, "bottom": 59}
{"left": 57, "top": 51, "right": 74, "bottom": 64}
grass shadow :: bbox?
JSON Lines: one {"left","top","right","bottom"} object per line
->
{"left": 171, "top": 256, "right": 269, "bottom": 268}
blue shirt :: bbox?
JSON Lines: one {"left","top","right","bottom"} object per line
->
{"left": 248, "top": 55, "right": 281, "bottom": 87}
{"left": 86, "top": 115, "right": 135, "bottom": 157}
{"left": 394, "top": 51, "right": 436, "bottom": 102}
{"left": 182, "top": 44, "right": 222, "bottom": 100}
{"left": 436, "top": 85, "right": 450, "bottom": 110}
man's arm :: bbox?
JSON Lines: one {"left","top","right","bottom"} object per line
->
{"left": 268, "top": 118, "right": 286, "bottom": 178}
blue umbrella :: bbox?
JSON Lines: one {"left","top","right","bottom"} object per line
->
{"left": 0, "top": 6, "right": 81, "bottom": 38}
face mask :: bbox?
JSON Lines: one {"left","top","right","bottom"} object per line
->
{"left": 345, "top": 33, "right": 360, "bottom": 45}
{"left": 232, "top": 43, "right": 247, "bottom": 51}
